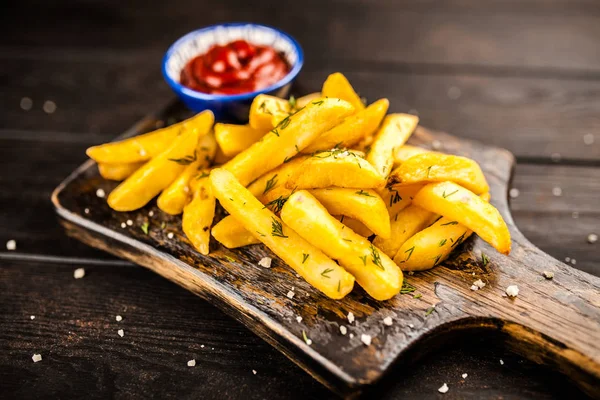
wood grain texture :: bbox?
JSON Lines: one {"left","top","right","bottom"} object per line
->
{"left": 51, "top": 105, "right": 600, "bottom": 396}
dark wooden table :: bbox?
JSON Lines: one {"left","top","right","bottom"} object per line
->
{"left": 1, "top": 1, "right": 599, "bottom": 398}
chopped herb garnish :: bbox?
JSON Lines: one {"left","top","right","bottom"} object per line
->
{"left": 356, "top": 190, "right": 375, "bottom": 197}
{"left": 302, "top": 330, "right": 311, "bottom": 344}
{"left": 413, "top": 293, "right": 422, "bottom": 299}
{"left": 343, "top": 238, "right": 352, "bottom": 242}
{"left": 263, "top": 195, "right": 289, "bottom": 214}
{"left": 279, "top": 116, "right": 291, "bottom": 130}
{"left": 200, "top": 146, "right": 210, "bottom": 151}
{"left": 161, "top": 222, "right": 166, "bottom": 230}
{"left": 400, "top": 281, "right": 416, "bottom": 294}
{"left": 359, "top": 255, "right": 367, "bottom": 266}
{"left": 271, "top": 217, "right": 288, "bottom": 238}
{"left": 271, "top": 128, "right": 280, "bottom": 137}
{"left": 441, "top": 221, "right": 458, "bottom": 226}
{"left": 404, "top": 246, "right": 415, "bottom": 261}
{"left": 369, "top": 244, "right": 385, "bottom": 270}
{"left": 337, "top": 280, "right": 341, "bottom": 292}
{"left": 288, "top": 95, "right": 297, "bottom": 109}
{"left": 425, "top": 306, "right": 435, "bottom": 317}
{"left": 263, "top": 175, "right": 278, "bottom": 194}
{"left": 340, "top": 215, "right": 345, "bottom": 223}
{"left": 312, "top": 100, "right": 324, "bottom": 106}
{"left": 302, "top": 253, "right": 309, "bottom": 264}
{"left": 283, "top": 155, "right": 293, "bottom": 163}
{"left": 295, "top": 144, "right": 300, "bottom": 152}
{"left": 439, "top": 239, "right": 447, "bottom": 247}
{"left": 482, "top": 253, "right": 490, "bottom": 266}
{"left": 321, "top": 268, "right": 334, "bottom": 278}
{"left": 169, "top": 150, "right": 197, "bottom": 165}
{"left": 389, "top": 190, "right": 401, "bottom": 206}
{"left": 432, "top": 254, "right": 442, "bottom": 266}
{"left": 141, "top": 222, "right": 149, "bottom": 234}
{"left": 256, "top": 230, "right": 266, "bottom": 237}
{"left": 452, "top": 232, "right": 467, "bottom": 248}
{"left": 427, "top": 165, "right": 433, "bottom": 178}
{"left": 442, "top": 189, "right": 459, "bottom": 199}
{"left": 333, "top": 142, "right": 343, "bottom": 149}
{"left": 195, "top": 171, "right": 210, "bottom": 180}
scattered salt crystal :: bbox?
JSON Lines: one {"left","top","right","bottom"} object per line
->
{"left": 116, "top": 315, "right": 123, "bottom": 322}
{"left": 360, "top": 334, "right": 372, "bottom": 346}
{"left": 506, "top": 285, "right": 519, "bottom": 297}
{"left": 347, "top": 312, "right": 355, "bottom": 324}
{"left": 258, "top": 257, "right": 272, "bottom": 268}
{"left": 296, "top": 316, "right": 302, "bottom": 323}
{"left": 148, "top": 211, "right": 154, "bottom": 217}
{"left": 583, "top": 133, "right": 595, "bottom": 145}
{"left": 408, "top": 323, "right": 414, "bottom": 328}
{"left": 470, "top": 285, "right": 479, "bottom": 291}
{"left": 139, "top": 149, "right": 147, "bottom": 157}
{"left": 96, "top": 188, "right": 105, "bottom": 198}
{"left": 383, "top": 317, "right": 393, "bottom": 326}
{"left": 6, "top": 240, "right": 16, "bottom": 251}
{"left": 201, "top": 345, "right": 204, "bottom": 348}
{"left": 117, "top": 329, "right": 124, "bottom": 337}
{"left": 473, "top": 279, "right": 485, "bottom": 289}
{"left": 32, "top": 354, "right": 42, "bottom": 363}
{"left": 30, "top": 315, "right": 35, "bottom": 320}
{"left": 462, "top": 373, "right": 468, "bottom": 379}
{"left": 542, "top": 271, "right": 554, "bottom": 280}
{"left": 286, "top": 290, "right": 295, "bottom": 299}
{"left": 565, "top": 257, "right": 571, "bottom": 262}
{"left": 340, "top": 325, "right": 347, "bottom": 335}
{"left": 572, "top": 211, "right": 579, "bottom": 219}
{"left": 588, "top": 233, "right": 598, "bottom": 244}
{"left": 438, "top": 383, "right": 449, "bottom": 394}
{"left": 509, "top": 188, "right": 520, "bottom": 198}
{"left": 20, "top": 97, "right": 33, "bottom": 110}
{"left": 121, "top": 222, "right": 127, "bottom": 228}
{"left": 550, "top": 153, "right": 561, "bottom": 162}
{"left": 431, "top": 140, "right": 442, "bottom": 150}
{"left": 167, "top": 232, "right": 174, "bottom": 239}
{"left": 43, "top": 100, "right": 57, "bottom": 114}
{"left": 84, "top": 208, "right": 90, "bottom": 214}
{"left": 447, "top": 86, "right": 461, "bottom": 100}
{"left": 571, "top": 258, "right": 577, "bottom": 265}
{"left": 500, "top": 359, "right": 504, "bottom": 365}
{"left": 552, "top": 187, "right": 562, "bottom": 197}
{"left": 126, "top": 219, "right": 133, "bottom": 226}
{"left": 187, "top": 359, "right": 196, "bottom": 367}
{"left": 252, "top": 369, "right": 257, "bottom": 375}
{"left": 73, "top": 268, "right": 85, "bottom": 279}
{"left": 349, "top": 333, "right": 354, "bottom": 338}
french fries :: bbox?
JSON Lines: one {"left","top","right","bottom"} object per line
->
{"left": 247, "top": 156, "right": 308, "bottom": 202}
{"left": 281, "top": 191, "right": 403, "bottom": 300}
{"left": 367, "top": 113, "right": 419, "bottom": 178}
{"left": 98, "top": 162, "right": 144, "bottom": 181}
{"left": 310, "top": 188, "right": 390, "bottom": 238}
{"left": 322, "top": 72, "right": 365, "bottom": 111}
{"left": 212, "top": 215, "right": 260, "bottom": 248}
{"left": 87, "top": 110, "right": 214, "bottom": 164}
{"left": 373, "top": 204, "right": 438, "bottom": 258}
{"left": 286, "top": 150, "right": 385, "bottom": 190}
{"left": 107, "top": 128, "right": 200, "bottom": 212}
{"left": 302, "top": 99, "right": 388, "bottom": 153}
{"left": 379, "top": 184, "right": 424, "bottom": 220}
{"left": 214, "top": 123, "right": 266, "bottom": 157}
{"left": 249, "top": 94, "right": 291, "bottom": 131}
{"left": 413, "top": 181, "right": 511, "bottom": 254}
{"left": 393, "top": 145, "right": 432, "bottom": 166}
{"left": 182, "top": 177, "right": 215, "bottom": 255}
{"left": 388, "top": 153, "right": 489, "bottom": 195}
{"left": 225, "top": 98, "right": 355, "bottom": 186}
{"left": 210, "top": 168, "right": 355, "bottom": 299}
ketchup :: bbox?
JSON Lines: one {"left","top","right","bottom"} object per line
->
{"left": 180, "top": 40, "right": 291, "bottom": 95}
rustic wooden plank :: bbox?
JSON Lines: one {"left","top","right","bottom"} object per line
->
{"left": 0, "top": 259, "right": 588, "bottom": 399}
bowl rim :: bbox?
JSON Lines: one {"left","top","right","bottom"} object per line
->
{"left": 162, "top": 23, "right": 304, "bottom": 102}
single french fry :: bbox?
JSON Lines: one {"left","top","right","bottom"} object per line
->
{"left": 388, "top": 153, "right": 489, "bottom": 195}
{"left": 214, "top": 123, "right": 267, "bottom": 157}
{"left": 295, "top": 92, "right": 321, "bottom": 109}
{"left": 393, "top": 145, "right": 432, "bottom": 166}
{"left": 182, "top": 178, "right": 215, "bottom": 255}
{"left": 286, "top": 150, "right": 385, "bottom": 190}
{"left": 310, "top": 188, "right": 390, "bottom": 238}
{"left": 157, "top": 161, "right": 199, "bottom": 215}
{"left": 210, "top": 169, "right": 355, "bottom": 299}
{"left": 211, "top": 215, "right": 261, "bottom": 248}
{"left": 395, "top": 193, "right": 491, "bottom": 270}
{"left": 302, "top": 99, "right": 388, "bottom": 153}
{"left": 336, "top": 216, "right": 374, "bottom": 238}
{"left": 225, "top": 98, "right": 354, "bottom": 186}
{"left": 107, "top": 128, "right": 200, "bottom": 212}
{"left": 247, "top": 156, "right": 309, "bottom": 201}
{"left": 281, "top": 191, "right": 403, "bottom": 300}
{"left": 412, "top": 181, "right": 511, "bottom": 254}
{"left": 373, "top": 204, "right": 438, "bottom": 258}
{"left": 249, "top": 94, "right": 291, "bottom": 131}
{"left": 188, "top": 132, "right": 219, "bottom": 194}
{"left": 367, "top": 113, "right": 419, "bottom": 178}
{"left": 87, "top": 110, "right": 213, "bottom": 164}
{"left": 321, "top": 72, "right": 365, "bottom": 111}
{"left": 378, "top": 184, "right": 424, "bottom": 221}
{"left": 98, "top": 162, "right": 144, "bottom": 181}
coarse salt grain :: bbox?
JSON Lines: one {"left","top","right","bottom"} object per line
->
{"left": 116, "top": 315, "right": 123, "bottom": 322}
{"left": 349, "top": 333, "right": 354, "bottom": 338}
{"left": 32, "top": 354, "right": 42, "bottom": 363}
{"left": 148, "top": 211, "right": 154, "bottom": 217}
{"left": 73, "top": 268, "right": 85, "bottom": 279}
{"left": 121, "top": 222, "right": 126, "bottom": 228}
{"left": 360, "top": 334, "right": 372, "bottom": 346}
{"left": 542, "top": 271, "right": 554, "bottom": 279}
{"left": 583, "top": 133, "right": 595, "bottom": 145}
{"left": 201, "top": 345, "right": 204, "bottom": 348}
{"left": 383, "top": 317, "right": 393, "bottom": 326}
{"left": 500, "top": 359, "right": 504, "bottom": 365}
{"left": 431, "top": 140, "right": 442, "bottom": 150}
{"left": 509, "top": 188, "right": 520, "bottom": 198}
{"left": 340, "top": 325, "right": 347, "bottom": 335}
{"left": 84, "top": 208, "right": 90, "bottom": 214}
{"left": 408, "top": 323, "right": 414, "bottom": 328}
{"left": 506, "top": 285, "right": 519, "bottom": 297}
{"left": 347, "top": 312, "right": 355, "bottom": 324}
{"left": 588, "top": 233, "right": 598, "bottom": 244}
{"left": 139, "top": 149, "right": 147, "bottom": 156}
{"left": 167, "top": 232, "right": 174, "bottom": 239}
{"left": 565, "top": 257, "right": 571, "bottom": 262}
{"left": 126, "top": 219, "right": 133, "bottom": 226}
{"left": 438, "top": 383, "right": 449, "bottom": 394}
{"left": 43, "top": 100, "right": 57, "bottom": 114}
{"left": 286, "top": 290, "right": 295, "bottom": 299}
{"left": 252, "top": 369, "right": 257, "bottom": 375}
{"left": 258, "top": 257, "right": 272, "bottom": 268}
{"left": 96, "top": 188, "right": 105, "bottom": 198}
{"left": 187, "top": 359, "right": 196, "bottom": 367}
{"left": 20, "top": 97, "right": 33, "bottom": 110}
{"left": 470, "top": 285, "right": 479, "bottom": 291}
{"left": 462, "top": 373, "right": 468, "bottom": 379}
{"left": 6, "top": 240, "right": 16, "bottom": 251}
{"left": 118, "top": 329, "right": 124, "bottom": 337}
{"left": 552, "top": 187, "right": 562, "bottom": 197}
{"left": 296, "top": 316, "right": 302, "bottom": 323}
{"left": 30, "top": 315, "right": 35, "bottom": 320}
{"left": 473, "top": 279, "right": 485, "bottom": 289}
{"left": 571, "top": 258, "right": 577, "bottom": 265}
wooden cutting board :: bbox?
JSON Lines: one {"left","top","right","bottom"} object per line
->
{"left": 51, "top": 101, "right": 600, "bottom": 398}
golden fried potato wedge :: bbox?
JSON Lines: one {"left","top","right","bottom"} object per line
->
{"left": 210, "top": 169, "right": 355, "bottom": 299}
{"left": 157, "top": 161, "right": 199, "bottom": 215}
{"left": 211, "top": 215, "right": 260, "bottom": 248}
{"left": 182, "top": 178, "right": 215, "bottom": 255}
{"left": 247, "top": 156, "right": 309, "bottom": 202}
{"left": 393, "top": 145, "right": 432, "bottom": 166}
{"left": 302, "top": 99, "right": 388, "bottom": 153}
{"left": 321, "top": 72, "right": 365, "bottom": 111}
{"left": 286, "top": 150, "right": 385, "bottom": 190}
{"left": 225, "top": 98, "right": 354, "bottom": 186}
{"left": 310, "top": 188, "right": 390, "bottom": 238}
{"left": 248, "top": 94, "right": 291, "bottom": 131}
{"left": 98, "top": 162, "right": 144, "bottom": 181}
{"left": 214, "top": 123, "right": 266, "bottom": 157}
{"left": 373, "top": 204, "right": 438, "bottom": 258}
{"left": 336, "top": 216, "right": 374, "bottom": 238}
{"left": 367, "top": 113, "right": 419, "bottom": 178}
{"left": 378, "top": 184, "right": 424, "bottom": 220}
{"left": 413, "top": 181, "right": 511, "bottom": 254}
{"left": 87, "top": 110, "right": 213, "bottom": 164}
{"left": 281, "top": 191, "right": 402, "bottom": 300}
{"left": 388, "top": 153, "right": 489, "bottom": 195}
{"left": 295, "top": 92, "right": 322, "bottom": 109}
{"left": 107, "top": 128, "right": 200, "bottom": 212}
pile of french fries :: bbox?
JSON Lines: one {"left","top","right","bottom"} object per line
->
{"left": 86, "top": 72, "right": 511, "bottom": 301}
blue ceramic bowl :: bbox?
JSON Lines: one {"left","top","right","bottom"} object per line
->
{"left": 162, "top": 23, "right": 303, "bottom": 121}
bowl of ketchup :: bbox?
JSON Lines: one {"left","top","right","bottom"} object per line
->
{"left": 163, "top": 23, "right": 303, "bottom": 121}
